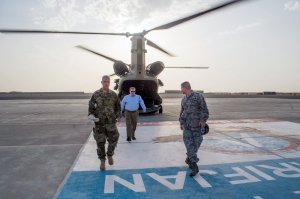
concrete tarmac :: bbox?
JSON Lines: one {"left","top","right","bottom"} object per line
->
{"left": 0, "top": 98, "right": 300, "bottom": 199}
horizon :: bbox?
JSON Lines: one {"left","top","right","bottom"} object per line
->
{"left": 1, "top": 90, "right": 300, "bottom": 94}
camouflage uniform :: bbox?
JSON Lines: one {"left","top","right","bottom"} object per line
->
{"left": 179, "top": 91, "right": 209, "bottom": 163}
{"left": 88, "top": 88, "right": 121, "bottom": 160}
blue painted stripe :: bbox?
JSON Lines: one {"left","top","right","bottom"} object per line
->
{"left": 58, "top": 158, "right": 300, "bottom": 199}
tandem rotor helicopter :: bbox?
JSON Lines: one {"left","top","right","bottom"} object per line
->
{"left": 0, "top": 0, "right": 250, "bottom": 114}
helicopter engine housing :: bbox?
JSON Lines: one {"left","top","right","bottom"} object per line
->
{"left": 113, "top": 61, "right": 129, "bottom": 77}
{"left": 146, "top": 61, "right": 165, "bottom": 77}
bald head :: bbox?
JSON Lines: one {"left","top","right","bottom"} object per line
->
{"left": 181, "top": 81, "right": 192, "bottom": 95}
{"left": 181, "top": 81, "right": 191, "bottom": 89}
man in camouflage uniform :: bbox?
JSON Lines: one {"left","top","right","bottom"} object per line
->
{"left": 88, "top": 75, "right": 121, "bottom": 170}
{"left": 179, "top": 81, "right": 209, "bottom": 177}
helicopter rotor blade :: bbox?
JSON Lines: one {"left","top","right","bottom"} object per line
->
{"left": 146, "top": 38, "right": 175, "bottom": 57}
{"left": 0, "top": 29, "right": 128, "bottom": 36}
{"left": 76, "top": 45, "right": 118, "bottom": 63}
{"left": 146, "top": 0, "right": 249, "bottom": 33}
{"left": 165, "top": 66, "right": 209, "bottom": 69}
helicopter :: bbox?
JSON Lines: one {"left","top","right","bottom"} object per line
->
{"left": 0, "top": 0, "right": 250, "bottom": 114}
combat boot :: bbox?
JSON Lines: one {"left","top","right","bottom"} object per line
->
{"left": 185, "top": 157, "right": 192, "bottom": 169}
{"left": 189, "top": 162, "right": 199, "bottom": 177}
{"left": 108, "top": 156, "right": 114, "bottom": 165}
{"left": 100, "top": 159, "right": 106, "bottom": 170}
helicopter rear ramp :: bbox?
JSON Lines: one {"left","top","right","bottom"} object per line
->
{"left": 57, "top": 119, "right": 300, "bottom": 199}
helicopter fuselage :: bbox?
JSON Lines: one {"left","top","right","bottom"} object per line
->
{"left": 114, "top": 35, "right": 163, "bottom": 113}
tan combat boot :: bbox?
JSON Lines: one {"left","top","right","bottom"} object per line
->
{"left": 100, "top": 159, "right": 106, "bottom": 170}
{"left": 107, "top": 156, "right": 114, "bottom": 165}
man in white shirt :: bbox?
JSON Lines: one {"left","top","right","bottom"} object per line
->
{"left": 121, "top": 87, "right": 146, "bottom": 142}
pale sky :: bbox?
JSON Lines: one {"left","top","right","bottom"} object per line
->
{"left": 0, "top": 0, "right": 299, "bottom": 93}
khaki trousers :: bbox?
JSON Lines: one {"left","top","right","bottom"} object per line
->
{"left": 125, "top": 110, "right": 139, "bottom": 137}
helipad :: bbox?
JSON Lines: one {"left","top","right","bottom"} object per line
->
{"left": 57, "top": 119, "right": 300, "bottom": 199}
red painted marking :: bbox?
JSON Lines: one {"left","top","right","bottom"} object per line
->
{"left": 117, "top": 119, "right": 299, "bottom": 154}
{"left": 202, "top": 142, "right": 299, "bottom": 154}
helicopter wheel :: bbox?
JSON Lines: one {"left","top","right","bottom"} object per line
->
{"left": 158, "top": 106, "right": 163, "bottom": 114}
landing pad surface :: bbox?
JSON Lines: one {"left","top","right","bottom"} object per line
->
{"left": 57, "top": 119, "right": 300, "bottom": 199}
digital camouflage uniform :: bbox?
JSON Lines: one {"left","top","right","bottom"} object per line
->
{"left": 88, "top": 88, "right": 121, "bottom": 160}
{"left": 179, "top": 91, "right": 209, "bottom": 163}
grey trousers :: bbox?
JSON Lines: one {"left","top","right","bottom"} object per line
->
{"left": 183, "top": 129, "right": 203, "bottom": 163}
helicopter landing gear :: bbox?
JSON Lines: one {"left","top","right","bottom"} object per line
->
{"left": 158, "top": 105, "right": 163, "bottom": 114}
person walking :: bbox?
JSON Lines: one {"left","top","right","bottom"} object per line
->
{"left": 88, "top": 75, "right": 121, "bottom": 170}
{"left": 121, "top": 87, "right": 146, "bottom": 142}
{"left": 179, "top": 81, "right": 209, "bottom": 176}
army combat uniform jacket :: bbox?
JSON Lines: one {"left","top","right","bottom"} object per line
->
{"left": 179, "top": 91, "right": 209, "bottom": 131}
{"left": 88, "top": 88, "right": 121, "bottom": 124}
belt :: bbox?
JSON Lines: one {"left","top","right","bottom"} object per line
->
{"left": 125, "top": 110, "right": 138, "bottom": 113}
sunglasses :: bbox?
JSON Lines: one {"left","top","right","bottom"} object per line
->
{"left": 130, "top": 91, "right": 136, "bottom": 93}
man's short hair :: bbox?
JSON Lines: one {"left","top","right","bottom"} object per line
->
{"left": 102, "top": 75, "right": 110, "bottom": 81}
{"left": 181, "top": 81, "right": 191, "bottom": 89}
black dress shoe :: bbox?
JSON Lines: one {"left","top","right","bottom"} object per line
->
{"left": 189, "top": 163, "right": 199, "bottom": 177}
{"left": 185, "top": 157, "right": 192, "bottom": 169}
{"left": 132, "top": 137, "right": 136, "bottom": 140}
{"left": 127, "top": 137, "right": 131, "bottom": 142}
